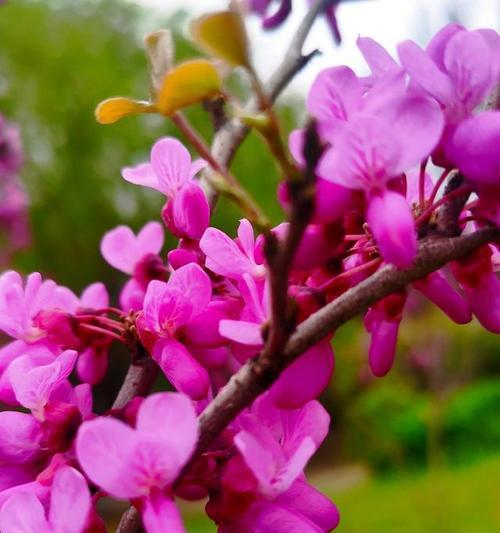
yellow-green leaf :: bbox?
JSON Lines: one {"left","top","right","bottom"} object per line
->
{"left": 157, "top": 60, "right": 222, "bottom": 116}
{"left": 95, "top": 97, "right": 156, "bottom": 124}
{"left": 190, "top": 10, "right": 250, "bottom": 68}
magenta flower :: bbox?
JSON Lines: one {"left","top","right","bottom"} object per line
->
{"left": 0, "top": 466, "right": 91, "bottom": 533}
{"left": 209, "top": 393, "right": 339, "bottom": 531}
{"left": 364, "top": 292, "right": 406, "bottom": 377}
{"left": 76, "top": 392, "right": 197, "bottom": 533}
{"left": 453, "top": 246, "right": 500, "bottom": 334}
{"left": 122, "top": 138, "right": 209, "bottom": 240}
{"left": 0, "top": 271, "right": 58, "bottom": 342}
{"left": 137, "top": 263, "right": 215, "bottom": 400}
{"left": 200, "top": 219, "right": 266, "bottom": 281}
{"left": 398, "top": 24, "right": 500, "bottom": 165}
{"left": 307, "top": 60, "right": 443, "bottom": 267}
{"left": 101, "top": 221, "right": 166, "bottom": 311}
{"left": 412, "top": 270, "right": 471, "bottom": 324}
{"left": 6, "top": 349, "right": 77, "bottom": 420}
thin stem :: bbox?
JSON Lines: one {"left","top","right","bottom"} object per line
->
{"left": 419, "top": 159, "right": 428, "bottom": 208}
{"left": 77, "top": 315, "right": 126, "bottom": 331}
{"left": 78, "top": 323, "right": 124, "bottom": 342}
{"left": 318, "top": 258, "right": 382, "bottom": 293}
{"left": 416, "top": 184, "right": 473, "bottom": 226}
{"left": 428, "top": 168, "right": 453, "bottom": 205}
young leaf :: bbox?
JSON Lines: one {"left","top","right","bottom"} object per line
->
{"left": 157, "top": 60, "right": 222, "bottom": 116}
{"left": 191, "top": 10, "right": 251, "bottom": 69}
{"left": 95, "top": 97, "right": 156, "bottom": 125}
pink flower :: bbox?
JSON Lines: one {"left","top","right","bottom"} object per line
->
{"left": 101, "top": 221, "right": 166, "bottom": 311}
{"left": 0, "top": 271, "right": 58, "bottom": 342}
{"left": 200, "top": 219, "right": 266, "bottom": 281}
{"left": 452, "top": 246, "right": 500, "bottom": 333}
{"left": 412, "top": 270, "right": 471, "bottom": 324}
{"left": 364, "top": 292, "right": 406, "bottom": 377}
{"left": 6, "top": 349, "right": 77, "bottom": 420}
{"left": 0, "top": 466, "right": 91, "bottom": 533}
{"left": 137, "top": 263, "right": 215, "bottom": 400}
{"left": 76, "top": 392, "right": 198, "bottom": 533}
{"left": 209, "top": 393, "right": 339, "bottom": 531}
{"left": 398, "top": 24, "right": 500, "bottom": 165}
{"left": 122, "top": 138, "right": 209, "bottom": 240}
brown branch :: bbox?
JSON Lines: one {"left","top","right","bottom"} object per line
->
{"left": 192, "top": 226, "right": 500, "bottom": 456}
{"left": 264, "top": 120, "right": 322, "bottom": 357}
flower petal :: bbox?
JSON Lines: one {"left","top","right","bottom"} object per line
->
{"left": 153, "top": 339, "right": 210, "bottom": 400}
{"left": 150, "top": 137, "right": 192, "bottom": 197}
{"left": 49, "top": 467, "right": 91, "bottom": 533}
{"left": 76, "top": 416, "right": 144, "bottom": 499}
{"left": 100, "top": 226, "right": 140, "bottom": 275}
{"left": 269, "top": 342, "right": 334, "bottom": 409}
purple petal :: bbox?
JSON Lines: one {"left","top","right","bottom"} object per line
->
{"left": 367, "top": 191, "right": 417, "bottom": 268}
{"left": 80, "top": 282, "right": 109, "bottom": 310}
{"left": 137, "top": 392, "right": 198, "bottom": 470}
{"left": 10, "top": 350, "right": 77, "bottom": 416}
{"left": 153, "top": 338, "right": 210, "bottom": 400}
{"left": 307, "top": 66, "right": 362, "bottom": 135}
{"left": 444, "top": 30, "right": 493, "bottom": 113}
{"left": 0, "top": 411, "right": 42, "bottom": 463}
{"left": 269, "top": 342, "right": 334, "bottom": 409}
{"left": 365, "top": 310, "right": 400, "bottom": 377}
{"left": 150, "top": 137, "right": 192, "bottom": 197}
{"left": 448, "top": 111, "right": 500, "bottom": 185}
{"left": 142, "top": 492, "right": 186, "bottom": 533}
{"left": 398, "top": 39, "right": 454, "bottom": 106}
{"left": 137, "top": 222, "right": 164, "bottom": 257}
{"left": 376, "top": 94, "right": 444, "bottom": 173}
{"left": 168, "top": 263, "right": 212, "bottom": 315}
{"left": 76, "top": 416, "right": 145, "bottom": 499}
{"left": 171, "top": 181, "right": 210, "bottom": 240}
{"left": 466, "top": 271, "right": 500, "bottom": 333}
{"left": 318, "top": 115, "right": 401, "bottom": 190}
{"left": 0, "top": 492, "right": 48, "bottom": 533}
{"left": 426, "top": 23, "right": 464, "bottom": 71}
{"left": 219, "top": 319, "right": 263, "bottom": 346}
{"left": 248, "top": 500, "right": 324, "bottom": 532}
{"left": 275, "top": 479, "right": 340, "bottom": 531}
{"left": 76, "top": 347, "right": 108, "bottom": 385}
{"left": 357, "top": 37, "right": 400, "bottom": 77}
{"left": 49, "top": 467, "right": 91, "bottom": 533}
{"left": 122, "top": 162, "right": 163, "bottom": 193}
{"left": 413, "top": 271, "right": 471, "bottom": 324}
{"left": 100, "top": 226, "right": 140, "bottom": 274}
{"left": 200, "top": 227, "right": 258, "bottom": 280}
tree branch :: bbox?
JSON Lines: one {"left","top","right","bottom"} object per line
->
{"left": 193, "top": 226, "right": 500, "bottom": 455}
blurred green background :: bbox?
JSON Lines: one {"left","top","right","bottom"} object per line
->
{"left": 1, "top": 1, "right": 499, "bottom": 531}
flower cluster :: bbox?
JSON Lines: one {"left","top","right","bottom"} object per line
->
{"left": 0, "top": 114, "right": 29, "bottom": 264}
{"left": 0, "top": 22, "right": 498, "bottom": 533}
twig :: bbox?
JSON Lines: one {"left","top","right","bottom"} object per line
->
{"left": 202, "top": 0, "right": 330, "bottom": 203}
{"left": 192, "top": 226, "right": 500, "bottom": 456}
{"left": 264, "top": 120, "right": 322, "bottom": 357}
